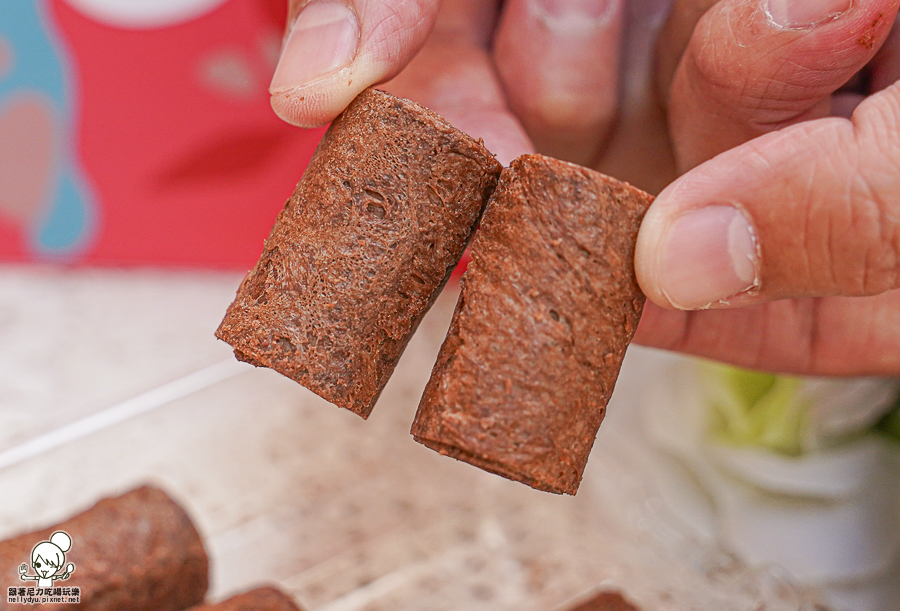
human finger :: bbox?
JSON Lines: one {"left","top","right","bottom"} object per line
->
{"left": 668, "top": 0, "right": 899, "bottom": 172}
{"left": 270, "top": 0, "right": 441, "bottom": 127}
{"left": 636, "top": 84, "right": 900, "bottom": 312}
{"left": 593, "top": 0, "right": 677, "bottom": 195}
{"left": 654, "top": 0, "right": 718, "bottom": 102}
{"left": 492, "top": 0, "right": 625, "bottom": 165}
{"left": 383, "top": 0, "right": 534, "bottom": 165}
{"left": 634, "top": 291, "right": 900, "bottom": 375}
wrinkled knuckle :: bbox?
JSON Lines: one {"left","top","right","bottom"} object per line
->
{"left": 682, "top": 5, "right": 850, "bottom": 128}
{"left": 681, "top": 27, "right": 741, "bottom": 106}
{"left": 366, "top": 0, "right": 431, "bottom": 63}
{"left": 848, "top": 98, "right": 900, "bottom": 294}
{"left": 863, "top": 190, "right": 900, "bottom": 294}
{"left": 685, "top": 43, "right": 822, "bottom": 128}
{"left": 840, "top": 174, "right": 900, "bottom": 296}
{"left": 798, "top": 107, "right": 900, "bottom": 297}
{"left": 855, "top": 88, "right": 900, "bottom": 148}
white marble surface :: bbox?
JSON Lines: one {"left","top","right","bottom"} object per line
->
{"left": 0, "top": 265, "right": 826, "bottom": 610}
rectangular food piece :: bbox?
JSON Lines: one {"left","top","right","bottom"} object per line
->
{"left": 411, "top": 154, "right": 654, "bottom": 495}
{"left": 187, "top": 587, "right": 303, "bottom": 611}
{"left": 0, "top": 485, "right": 208, "bottom": 611}
{"left": 216, "top": 88, "right": 502, "bottom": 418}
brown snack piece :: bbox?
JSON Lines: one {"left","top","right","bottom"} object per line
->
{"left": 0, "top": 485, "right": 208, "bottom": 611}
{"left": 412, "top": 154, "right": 654, "bottom": 495}
{"left": 187, "top": 587, "right": 304, "bottom": 611}
{"left": 216, "top": 88, "right": 502, "bottom": 418}
{"left": 565, "top": 590, "right": 641, "bottom": 611}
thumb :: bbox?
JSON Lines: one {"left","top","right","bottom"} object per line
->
{"left": 636, "top": 85, "right": 900, "bottom": 310}
{"left": 271, "top": 0, "right": 440, "bottom": 127}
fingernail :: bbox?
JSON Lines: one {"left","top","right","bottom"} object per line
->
{"left": 766, "top": 0, "right": 852, "bottom": 29}
{"left": 532, "top": 0, "right": 617, "bottom": 31}
{"left": 270, "top": 1, "right": 359, "bottom": 92}
{"left": 659, "top": 206, "right": 759, "bottom": 309}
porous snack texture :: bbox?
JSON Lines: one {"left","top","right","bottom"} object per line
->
{"left": 0, "top": 486, "right": 208, "bottom": 611}
{"left": 412, "top": 154, "right": 654, "bottom": 495}
{"left": 217, "top": 89, "right": 502, "bottom": 418}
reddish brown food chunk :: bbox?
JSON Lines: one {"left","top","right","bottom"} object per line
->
{"left": 187, "top": 587, "right": 303, "bottom": 611}
{"left": 565, "top": 590, "right": 642, "bottom": 611}
{"left": 412, "top": 154, "right": 653, "bottom": 495}
{"left": 0, "top": 485, "right": 208, "bottom": 611}
{"left": 217, "top": 88, "right": 502, "bottom": 418}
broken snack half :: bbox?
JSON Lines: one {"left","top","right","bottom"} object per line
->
{"left": 216, "top": 88, "right": 502, "bottom": 418}
{"left": 411, "top": 154, "right": 653, "bottom": 495}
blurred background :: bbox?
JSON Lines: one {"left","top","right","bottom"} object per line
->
{"left": 1, "top": 2, "right": 899, "bottom": 610}
{"left": 0, "top": 0, "right": 323, "bottom": 268}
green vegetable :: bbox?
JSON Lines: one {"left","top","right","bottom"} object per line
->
{"left": 703, "top": 364, "right": 808, "bottom": 456}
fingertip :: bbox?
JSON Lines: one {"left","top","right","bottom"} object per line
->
{"left": 636, "top": 170, "right": 762, "bottom": 311}
{"left": 268, "top": 8, "right": 382, "bottom": 127}
{"left": 269, "top": 72, "right": 359, "bottom": 127}
{"left": 635, "top": 189, "right": 677, "bottom": 309}
{"left": 493, "top": 0, "right": 624, "bottom": 164}
{"left": 642, "top": 107, "right": 900, "bottom": 313}
{"left": 269, "top": 46, "right": 399, "bottom": 127}
{"left": 272, "top": 0, "right": 439, "bottom": 127}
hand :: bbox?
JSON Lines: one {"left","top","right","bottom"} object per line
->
{"left": 269, "top": 0, "right": 439, "bottom": 129}
{"left": 270, "top": 0, "right": 900, "bottom": 376}
{"left": 634, "top": 0, "right": 900, "bottom": 376}
{"left": 18, "top": 563, "right": 26, "bottom": 575}
{"left": 270, "top": 0, "right": 635, "bottom": 166}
